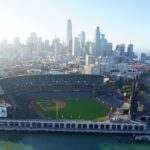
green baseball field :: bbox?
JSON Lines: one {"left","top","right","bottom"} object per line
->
{"left": 34, "top": 99, "right": 109, "bottom": 120}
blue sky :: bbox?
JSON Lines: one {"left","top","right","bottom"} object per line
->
{"left": 0, "top": 0, "right": 150, "bottom": 51}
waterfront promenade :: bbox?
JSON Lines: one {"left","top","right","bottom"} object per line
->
{"left": 0, "top": 119, "right": 148, "bottom": 134}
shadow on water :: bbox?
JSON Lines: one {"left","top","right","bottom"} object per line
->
{"left": 0, "top": 131, "right": 150, "bottom": 150}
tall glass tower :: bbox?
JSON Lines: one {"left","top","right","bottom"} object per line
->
{"left": 67, "top": 19, "right": 72, "bottom": 54}
{"left": 94, "top": 27, "right": 101, "bottom": 57}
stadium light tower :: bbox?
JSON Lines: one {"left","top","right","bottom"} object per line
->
{"left": 56, "top": 102, "right": 58, "bottom": 118}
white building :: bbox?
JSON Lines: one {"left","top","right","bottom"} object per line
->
{"left": 0, "top": 105, "right": 7, "bottom": 117}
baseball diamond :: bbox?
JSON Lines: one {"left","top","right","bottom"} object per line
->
{"left": 33, "top": 99, "right": 109, "bottom": 120}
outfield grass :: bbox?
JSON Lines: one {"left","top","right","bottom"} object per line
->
{"left": 34, "top": 99, "right": 109, "bottom": 120}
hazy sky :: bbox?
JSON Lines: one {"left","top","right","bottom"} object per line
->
{"left": 0, "top": 0, "right": 150, "bottom": 51}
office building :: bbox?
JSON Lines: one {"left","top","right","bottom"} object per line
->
{"left": 67, "top": 19, "right": 73, "bottom": 54}
{"left": 127, "top": 44, "right": 134, "bottom": 58}
{"left": 73, "top": 37, "right": 80, "bottom": 56}
{"left": 94, "top": 27, "right": 101, "bottom": 57}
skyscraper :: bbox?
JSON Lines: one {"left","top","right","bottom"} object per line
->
{"left": 115, "top": 44, "right": 125, "bottom": 56}
{"left": 79, "top": 31, "right": 85, "bottom": 45}
{"left": 94, "top": 27, "right": 101, "bottom": 57}
{"left": 13, "top": 37, "right": 21, "bottom": 49}
{"left": 51, "top": 38, "right": 62, "bottom": 56}
{"left": 85, "top": 42, "right": 95, "bottom": 56}
{"left": 79, "top": 31, "right": 85, "bottom": 56}
{"left": 13, "top": 37, "right": 21, "bottom": 57}
{"left": 100, "top": 34, "right": 107, "bottom": 56}
{"left": 26, "top": 32, "right": 38, "bottom": 51}
{"left": 67, "top": 19, "right": 73, "bottom": 54}
{"left": 127, "top": 44, "right": 134, "bottom": 58}
{"left": 120, "top": 44, "right": 125, "bottom": 56}
{"left": 73, "top": 37, "right": 80, "bottom": 56}
{"left": 106, "top": 43, "right": 113, "bottom": 56}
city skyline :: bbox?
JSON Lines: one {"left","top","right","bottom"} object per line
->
{"left": 0, "top": 0, "right": 150, "bottom": 52}
{"left": 0, "top": 20, "right": 144, "bottom": 56}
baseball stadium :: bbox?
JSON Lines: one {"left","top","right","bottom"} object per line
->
{"left": 0, "top": 75, "right": 110, "bottom": 120}
{"left": 0, "top": 74, "right": 147, "bottom": 134}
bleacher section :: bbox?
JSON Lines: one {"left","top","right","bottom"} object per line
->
{"left": 0, "top": 75, "right": 104, "bottom": 96}
{"left": 98, "top": 95, "right": 123, "bottom": 110}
